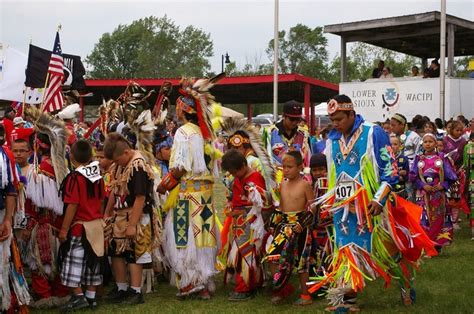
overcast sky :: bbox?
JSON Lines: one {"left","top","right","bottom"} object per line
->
{"left": 1, "top": 0, "right": 473, "bottom": 73}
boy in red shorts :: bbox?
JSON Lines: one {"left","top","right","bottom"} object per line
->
{"left": 221, "top": 149, "right": 267, "bottom": 301}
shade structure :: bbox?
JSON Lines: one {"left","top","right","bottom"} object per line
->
{"left": 220, "top": 106, "right": 244, "bottom": 118}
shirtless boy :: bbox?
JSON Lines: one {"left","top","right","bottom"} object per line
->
{"left": 265, "top": 151, "right": 315, "bottom": 305}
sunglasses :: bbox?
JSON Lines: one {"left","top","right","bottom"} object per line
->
{"left": 286, "top": 116, "right": 301, "bottom": 122}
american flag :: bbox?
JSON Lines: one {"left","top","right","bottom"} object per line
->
{"left": 42, "top": 32, "right": 64, "bottom": 112}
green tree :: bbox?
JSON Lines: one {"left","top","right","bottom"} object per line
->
{"left": 224, "top": 61, "right": 273, "bottom": 76}
{"left": 454, "top": 56, "right": 473, "bottom": 77}
{"left": 325, "top": 55, "right": 360, "bottom": 83}
{"left": 86, "top": 16, "right": 213, "bottom": 78}
{"left": 266, "top": 24, "right": 330, "bottom": 79}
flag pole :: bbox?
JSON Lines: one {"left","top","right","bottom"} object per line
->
{"left": 439, "top": 0, "right": 446, "bottom": 121}
{"left": 273, "top": 0, "right": 279, "bottom": 122}
{"left": 39, "top": 24, "right": 61, "bottom": 112}
{"left": 21, "top": 37, "right": 33, "bottom": 117}
{"left": 21, "top": 87, "right": 27, "bottom": 117}
{"left": 38, "top": 74, "right": 50, "bottom": 112}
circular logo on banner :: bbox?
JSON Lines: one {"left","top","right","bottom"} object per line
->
{"left": 381, "top": 82, "right": 400, "bottom": 119}
{"left": 382, "top": 87, "right": 400, "bottom": 107}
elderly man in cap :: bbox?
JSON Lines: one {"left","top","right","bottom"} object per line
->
{"left": 308, "top": 94, "right": 437, "bottom": 311}
{"left": 264, "top": 100, "right": 310, "bottom": 176}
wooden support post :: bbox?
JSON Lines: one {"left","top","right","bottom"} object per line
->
{"left": 447, "top": 24, "right": 455, "bottom": 77}
{"left": 247, "top": 103, "right": 253, "bottom": 121}
{"left": 341, "top": 37, "right": 347, "bottom": 82}
{"left": 304, "top": 83, "right": 310, "bottom": 128}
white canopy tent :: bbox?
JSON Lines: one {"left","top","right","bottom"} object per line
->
{"left": 314, "top": 102, "right": 328, "bottom": 116}
{"left": 220, "top": 106, "right": 244, "bottom": 118}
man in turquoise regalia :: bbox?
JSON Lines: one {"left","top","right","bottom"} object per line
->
{"left": 308, "top": 95, "right": 437, "bottom": 312}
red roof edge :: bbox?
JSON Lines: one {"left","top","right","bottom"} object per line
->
{"left": 85, "top": 73, "right": 339, "bottom": 90}
{"left": 293, "top": 74, "right": 339, "bottom": 91}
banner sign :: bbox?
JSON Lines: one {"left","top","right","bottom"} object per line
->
{"left": 340, "top": 78, "right": 440, "bottom": 122}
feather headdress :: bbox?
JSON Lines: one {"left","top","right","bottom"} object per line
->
{"left": 220, "top": 117, "right": 276, "bottom": 190}
{"left": 105, "top": 99, "right": 123, "bottom": 129}
{"left": 177, "top": 73, "right": 225, "bottom": 141}
{"left": 130, "top": 109, "right": 156, "bottom": 167}
{"left": 118, "top": 81, "right": 155, "bottom": 109}
{"left": 26, "top": 106, "right": 68, "bottom": 189}
{"left": 112, "top": 81, "right": 158, "bottom": 166}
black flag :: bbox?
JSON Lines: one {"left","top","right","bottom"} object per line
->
{"left": 25, "top": 44, "right": 86, "bottom": 90}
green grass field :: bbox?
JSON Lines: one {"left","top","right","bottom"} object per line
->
{"left": 35, "top": 182, "right": 474, "bottom": 313}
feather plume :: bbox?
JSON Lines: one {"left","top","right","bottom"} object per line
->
{"left": 220, "top": 117, "right": 276, "bottom": 189}
{"left": 56, "top": 103, "right": 81, "bottom": 120}
{"left": 130, "top": 109, "right": 156, "bottom": 168}
{"left": 26, "top": 106, "right": 68, "bottom": 189}
{"left": 152, "top": 81, "right": 173, "bottom": 125}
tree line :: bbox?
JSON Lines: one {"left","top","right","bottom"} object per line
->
{"left": 86, "top": 16, "right": 472, "bottom": 83}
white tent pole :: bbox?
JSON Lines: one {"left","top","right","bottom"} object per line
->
{"left": 273, "top": 0, "right": 279, "bottom": 122}
{"left": 440, "top": 0, "right": 446, "bottom": 120}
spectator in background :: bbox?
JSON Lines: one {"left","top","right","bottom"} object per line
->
{"left": 165, "top": 117, "right": 178, "bottom": 137}
{"left": 423, "top": 121, "right": 440, "bottom": 138}
{"left": 2, "top": 107, "right": 16, "bottom": 147}
{"left": 213, "top": 132, "right": 226, "bottom": 171}
{"left": 422, "top": 68, "right": 431, "bottom": 78}
{"left": 382, "top": 119, "right": 391, "bottom": 134}
{"left": 464, "top": 118, "right": 474, "bottom": 141}
{"left": 457, "top": 115, "right": 469, "bottom": 129}
{"left": 435, "top": 118, "right": 445, "bottom": 130}
{"left": 298, "top": 119, "right": 309, "bottom": 133}
{"left": 11, "top": 117, "right": 34, "bottom": 142}
{"left": 372, "top": 60, "right": 384, "bottom": 78}
{"left": 411, "top": 115, "right": 427, "bottom": 136}
{"left": 311, "top": 125, "right": 331, "bottom": 154}
{"left": 428, "top": 59, "right": 440, "bottom": 78}
{"left": 380, "top": 66, "right": 393, "bottom": 79}
{"left": 411, "top": 66, "right": 420, "bottom": 77}
{"left": 391, "top": 113, "right": 422, "bottom": 201}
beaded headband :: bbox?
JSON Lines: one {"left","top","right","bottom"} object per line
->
{"left": 327, "top": 99, "right": 354, "bottom": 115}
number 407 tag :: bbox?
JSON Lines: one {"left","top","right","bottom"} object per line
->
{"left": 335, "top": 181, "right": 356, "bottom": 201}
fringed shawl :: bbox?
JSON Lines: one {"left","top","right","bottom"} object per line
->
{"left": 109, "top": 152, "right": 155, "bottom": 197}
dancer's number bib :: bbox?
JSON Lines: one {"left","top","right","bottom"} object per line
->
{"left": 335, "top": 181, "right": 356, "bottom": 201}
{"left": 77, "top": 161, "right": 102, "bottom": 183}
